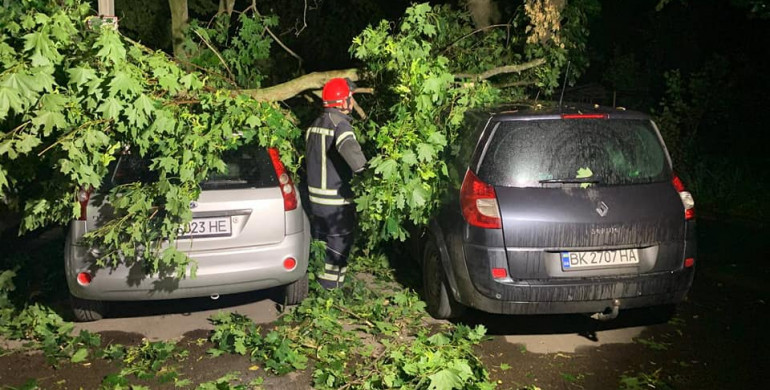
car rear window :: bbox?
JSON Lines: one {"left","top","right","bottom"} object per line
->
{"left": 477, "top": 119, "right": 670, "bottom": 187}
{"left": 108, "top": 146, "right": 277, "bottom": 190}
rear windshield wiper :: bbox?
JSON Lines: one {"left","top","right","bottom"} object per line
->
{"left": 538, "top": 177, "right": 602, "bottom": 184}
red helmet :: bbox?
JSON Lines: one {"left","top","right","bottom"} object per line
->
{"left": 322, "top": 78, "right": 353, "bottom": 108}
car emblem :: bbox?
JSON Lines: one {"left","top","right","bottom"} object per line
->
{"left": 595, "top": 201, "right": 609, "bottom": 217}
{"left": 189, "top": 201, "right": 198, "bottom": 209}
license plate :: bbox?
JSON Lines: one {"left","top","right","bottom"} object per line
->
{"left": 179, "top": 217, "right": 232, "bottom": 239}
{"left": 561, "top": 249, "right": 640, "bottom": 270}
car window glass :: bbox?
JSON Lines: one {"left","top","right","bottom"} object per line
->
{"left": 107, "top": 146, "right": 277, "bottom": 190}
{"left": 201, "top": 146, "right": 277, "bottom": 190}
{"left": 477, "top": 119, "right": 669, "bottom": 187}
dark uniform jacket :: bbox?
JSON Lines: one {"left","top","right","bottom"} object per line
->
{"left": 305, "top": 108, "right": 366, "bottom": 206}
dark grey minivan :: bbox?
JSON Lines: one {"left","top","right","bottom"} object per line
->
{"left": 421, "top": 105, "right": 696, "bottom": 319}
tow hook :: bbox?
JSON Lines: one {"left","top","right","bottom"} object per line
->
{"left": 591, "top": 299, "right": 620, "bottom": 321}
{"left": 210, "top": 294, "right": 220, "bottom": 300}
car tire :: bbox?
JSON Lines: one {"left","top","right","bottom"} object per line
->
{"left": 70, "top": 294, "right": 107, "bottom": 322}
{"left": 423, "top": 237, "right": 466, "bottom": 319}
{"left": 282, "top": 272, "right": 309, "bottom": 305}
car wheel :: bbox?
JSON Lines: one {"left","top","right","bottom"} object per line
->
{"left": 423, "top": 237, "right": 465, "bottom": 319}
{"left": 70, "top": 294, "right": 107, "bottom": 322}
{"left": 282, "top": 272, "right": 309, "bottom": 305}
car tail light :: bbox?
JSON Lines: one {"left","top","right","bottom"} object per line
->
{"left": 77, "top": 272, "right": 92, "bottom": 286}
{"left": 491, "top": 267, "right": 508, "bottom": 279}
{"left": 283, "top": 257, "right": 297, "bottom": 271}
{"left": 267, "top": 148, "right": 298, "bottom": 211}
{"left": 77, "top": 187, "right": 91, "bottom": 221}
{"left": 684, "top": 257, "right": 695, "bottom": 268}
{"left": 671, "top": 175, "right": 695, "bottom": 220}
{"left": 460, "top": 170, "right": 501, "bottom": 229}
{"left": 561, "top": 113, "right": 608, "bottom": 119}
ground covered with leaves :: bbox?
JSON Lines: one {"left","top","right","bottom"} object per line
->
{"left": 0, "top": 219, "right": 768, "bottom": 389}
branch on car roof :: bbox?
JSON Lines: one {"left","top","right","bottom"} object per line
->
{"left": 454, "top": 58, "right": 546, "bottom": 81}
{"left": 236, "top": 68, "right": 360, "bottom": 102}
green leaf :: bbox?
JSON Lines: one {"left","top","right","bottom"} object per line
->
{"left": 109, "top": 70, "right": 142, "bottom": 97}
{"left": 94, "top": 30, "right": 126, "bottom": 64}
{"left": 67, "top": 66, "right": 97, "bottom": 87}
{"left": 409, "top": 185, "right": 428, "bottom": 208}
{"left": 401, "top": 150, "right": 418, "bottom": 166}
{"left": 133, "top": 94, "right": 155, "bottom": 117}
{"left": 0, "top": 86, "right": 22, "bottom": 120}
{"left": 96, "top": 97, "right": 123, "bottom": 120}
{"left": 428, "top": 369, "right": 463, "bottom": 390}
{"left": 31, "top": 110, "right": 66, "bottom": 136}
{"left": 23, "top": 31, "right": 61, "bottom": 66}
{"left": 71, "top": 348, "right": 89, "bottom": 363}
{"left": 417, "top": 143, "right": 435, "bottom": 162}
{"left": 576, "top": 167, "right": 593, "bottom": 178}
{"left": 576, "top": 167, "right": 593, "bottom": 188}
{"left": 375, "top": 158, "right": 398, "bottom": 180}
{"left": 179, "top": 73, "right": 203, "bottom": 90}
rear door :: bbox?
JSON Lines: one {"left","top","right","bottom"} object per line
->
{"left": 476, "top": 118, "right": 686, "bottom": 278}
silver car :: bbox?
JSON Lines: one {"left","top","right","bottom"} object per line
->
{"left": 65, "top": 146, "right": 310, "bottom": 321}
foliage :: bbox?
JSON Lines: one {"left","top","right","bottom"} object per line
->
{"left": 349, "top": 2, "right": 594, "bottom": 246}
{"left": 101, "top": 339, "right": 191, "bottom": 386}
{"left": 185, "top": 8, "right": 279, "bottom": 89}
{"left": 619, "top": 368, "right": 673, "bottom": 390}
{"left": 654, "top": 57, "right": 730, "bottom": 170}
{"left": 0, "top": 300, "right": 101, "bottom": 363}
{"left": 518, "top": 0, "right": 599, "bottom": 90}
{"left": 194, "top": 372, "right": 264, "bottom": 390}
{"left": 207, "top": 271, "right": 494, "bottom": 390}
{"left": 350, "top": 4, "right": 500, "bottom": 245}
{"left": 0, "top": 0, "right": 300, "bottom": 277}
{"left": 652, "top": 56, "right": 770, "bottom": 218}
{"left": 2, "top": 0, "right": 595, "bottom": 276}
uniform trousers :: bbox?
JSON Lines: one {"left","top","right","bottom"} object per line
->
{"left": 310, "top": 203, "right": 356, "bottom": 289}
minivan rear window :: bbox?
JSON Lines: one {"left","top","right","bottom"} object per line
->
{"left": 477, "top": 119, "right": 670, "bottom": 187}
{"left": 108, "top": 146, "right": 277, "bottom": 190}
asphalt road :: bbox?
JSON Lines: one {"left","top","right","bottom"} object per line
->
{"left": 72, "top": 292, "right": 649, "bottom": 354}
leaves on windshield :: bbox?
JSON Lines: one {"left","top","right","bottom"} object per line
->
{"left": 576, "top": 167, "right": 593, "bottom": 188}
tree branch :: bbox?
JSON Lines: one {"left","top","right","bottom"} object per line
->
{"left": 237, "top": 68, "right": 359, "bottom": 102}
{"left": 251, "top": 0, "right": 303, "bottom": 68}
{"left": 441, "top": 23, "right": 511, "bottom": 54}
{"left": 454, "top": 58, "right": 546, "bottom": 80}
{"left": 192, "top": 28, "right": 236, "bottom": 82}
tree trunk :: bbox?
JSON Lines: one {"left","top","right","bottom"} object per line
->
{"left": 466, "top": 0, "right": 500, "bottom": 28}
{"left": 218, "top": 0, "right": 235, "bottom": 16}
{"left": 168, "top": 0, "right": 188, "bottom": 59}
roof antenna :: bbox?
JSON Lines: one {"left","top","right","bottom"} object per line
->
{"left": 558, "top": 60, "right": 571, "bottom": 111}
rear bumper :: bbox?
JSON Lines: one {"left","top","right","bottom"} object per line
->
{"left": 456, "top": 267, "right": 695, "bottom": 315}
{"left": 65, "top": 217, "right": 311, "bottom": 301}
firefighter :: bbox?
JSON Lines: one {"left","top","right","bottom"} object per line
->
{"left": 305, "top": 78, "right": 367, "bottom": 289}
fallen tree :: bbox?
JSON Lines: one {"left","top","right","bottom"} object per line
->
{"left": 0, "top": 0, "right": 595, "bottom": 275}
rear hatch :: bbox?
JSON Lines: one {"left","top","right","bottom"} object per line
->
{"left": 90, "top": 146, "right": 285, "bottom": 252}
{"left": 476, "top": 117, "right": 685, "bottom": 277}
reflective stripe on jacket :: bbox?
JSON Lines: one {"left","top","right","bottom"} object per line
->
{"left": 305, "top": 108, "right": 366, "bottom": 205}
